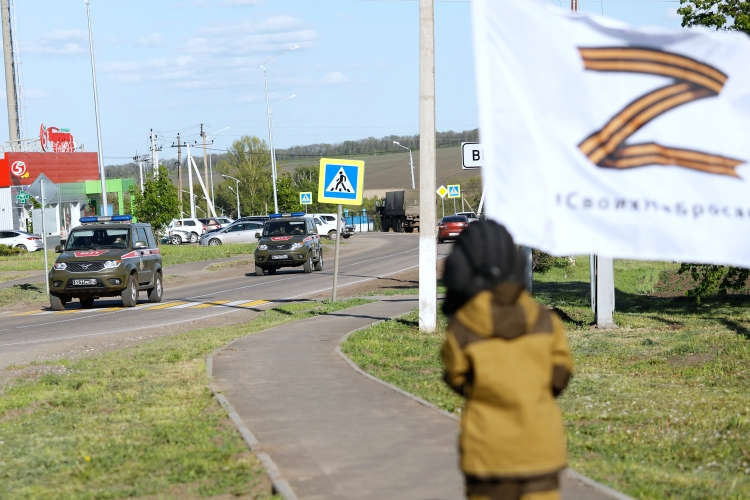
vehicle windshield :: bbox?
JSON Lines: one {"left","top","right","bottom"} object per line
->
{"left": 66, "top": 228, "right": 130, "bottom": 250}
{"left": 442, "top": 216, "right": 468, "bottom": 223}
{"left": 263, "top": 220, "right": 307, "bottom": 236}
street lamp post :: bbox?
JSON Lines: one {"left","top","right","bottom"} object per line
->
{"left": 393, "top": 141, "right": 416, "bottom": 190}
{"left": 222, "top": 174, "right": 241, "bottom": 219}
{"left": 84, "top": 0, "right": 107, "bottom": 215}
{"left": 182, "top": 190, "right": 198, "bottom": 218}
{"left": 261, "top": 45, "right": 298, "bottom": 214}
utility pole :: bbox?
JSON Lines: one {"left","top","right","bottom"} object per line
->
{"left": 201, "top": 124, "right": 209, "bottom": 193}
{"left": 150, "top": 129, "right": 160, "bottom": 179}
{"left": 133, "top": 153, "right": 150, "bottom": 194}
{"left": 1, "top": 0, "right": 19, "bottom": 149}
{"left": 84, "top": 0, "right": 106, "bottom": 215}
{"left": 177, "top": 133, "right": 182, "bottom": 213}
{"left": 571, "top": 0, "right": 579, "bottom": 11}
{"left": 419, "top": 0, "right": 437, "bottom": 332}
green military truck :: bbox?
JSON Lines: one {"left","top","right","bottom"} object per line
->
{"left": 48, "top": 215, "right": 163, "bottom": 310}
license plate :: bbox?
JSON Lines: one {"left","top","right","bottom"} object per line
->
{"left": 271, "top": 254, "right": 289, "bottom": 260}
{"left": 72, "top": 279, "right": 97, "bottom": 286}
{"left": 449, "top": 232, "right": 459, "bottom": 236}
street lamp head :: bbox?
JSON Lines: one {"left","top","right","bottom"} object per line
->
{"left": 393, "top": 141, "right": 400, "bottom": 146}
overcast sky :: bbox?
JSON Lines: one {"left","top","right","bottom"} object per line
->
{"left": 8, "top": 0, "right": 682, "bottom": 165}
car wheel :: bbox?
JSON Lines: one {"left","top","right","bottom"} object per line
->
{"left": 148, "top": 272, "right": 163, "bottom": 303}
{"left": 405, "top": 227, "right": 414, "bottom": 233}
{"left": 208, "top": 238, "right": 221, "bottom": 246}
{"left": 190, "top": 232, "right": 199, "bottom": 243}
{"left": 171, "top": 234, "right": 182, "bottom": 245}
{"left": 343, "top": 235, "right": 351, "bottom": 239}
{"left": 255, "top": 265, "right": 265, "bottom": 276}
{"left": 268, "top": 267, "right": 277, "bottom": 275}
{"left": 314, "top": 251, "right": 323, "bottom": 271}
{"left": 303, "top": 253, "right": 313, "bottom": 273}
{"left": 328, "top": 230, "right": 338, "bottom": 241}
{"left": 437, "top": 238, "right": 444, "bottom": 244}
{"left": 121, "top": 274, "right": 138, "bottom": 307}
{"left": 50, "top": 294, "right": 65, "bottom": 311}
{"left": 16, "top": 244, "right": 27, "bottom": 251}
{"left": 80, "top": 297, "right": 95, "bottom": 309}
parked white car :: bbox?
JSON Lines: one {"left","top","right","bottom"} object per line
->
{"left": 0, "top": 230, "right": 44, "bottom": 251}
{"left": 167, "top": 218, "right": 206, "bottom": 243}
{"left": 306, "top": 213, "right": 354, "bottom": 240}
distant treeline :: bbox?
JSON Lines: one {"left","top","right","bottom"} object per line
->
{"left": 104, "top": 130, "right": 478, "bottom": 178}
{"left": 275, "top": 129, "right": 479, "bottom": 160}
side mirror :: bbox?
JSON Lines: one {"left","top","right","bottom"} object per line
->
{"left": 54, "top": 245, "right": 63, "bottom": 253}
{"left": 375, "top": 201, "right": 380, "bottom": 207}
{"left": 134, "top": 240, "right": 147, "bottom": 249}
{"left": 255, "top": 233, "right": 260, "bottom": 239}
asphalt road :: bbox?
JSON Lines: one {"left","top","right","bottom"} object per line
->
{"left": 0, "top": 233, "right": 450, "bottom": 370}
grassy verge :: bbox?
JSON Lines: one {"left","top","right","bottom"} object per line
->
{"left": 205, "top": 259, "right": 255, "bottom": 272}
{"left": 0, "top": 298, "right": 370, "bottom": 499}
{"left": 0, "top": 283, "right": 47, "bottom": 308}
{"left": 0, "top": 273, "right": 33, "bottom": 284}
{"left": 342, "top": 259, "right": 750, "bottom": 499}
{"left": 0, "top": 244, "right": 257, "bottom": 273}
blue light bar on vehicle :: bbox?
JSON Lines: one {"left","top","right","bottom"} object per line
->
{"left": 80, "top": 215, "right": 133, "bottom": 224}
{"left": 291, "top": 212, "right": 305, "bottom": 217}
{"left": 268, "top": 213, "right": 283, "bottom": 219}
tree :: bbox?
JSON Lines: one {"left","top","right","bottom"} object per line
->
{"left": 276, "top": 173, "right": 301, "bottom": 213}
{"left": 678, "top": 0, "right": 749, "bottom": 34}
{"left": 130, "top": 165, "right": 179, "bottom": 234}
{"left": 677, "top": 1, "right": 750, "bottom": 300}
{"left": 214, "top": 136, "right": 272, "bottom": 217}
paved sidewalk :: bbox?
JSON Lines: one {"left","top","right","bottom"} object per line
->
{"left": 212, "top": 298, "right": 630, "bottom": 500}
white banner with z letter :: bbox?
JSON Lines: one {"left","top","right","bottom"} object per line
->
{"left": 472, "top": 0, "right": 750, "bottom": 267}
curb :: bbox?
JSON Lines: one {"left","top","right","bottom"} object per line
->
{"left": 336, "top": 313, "right": 638, "bottom": 500}
{"left": 206, "top": 351, "right": 299, "bottom": 500}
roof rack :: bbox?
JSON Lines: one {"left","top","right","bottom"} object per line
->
{"left": 80, "top": 215, "right": 133, "bottom": 224}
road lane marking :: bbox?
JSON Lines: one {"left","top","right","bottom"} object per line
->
{"left": 145, "top": 301, "right": 188, "bottom": 310}
{"left": 236, "top": 300, "right": 269, "bottom": 308}
{"left": 190, "top": 300, "right": 232, "bottom": 309}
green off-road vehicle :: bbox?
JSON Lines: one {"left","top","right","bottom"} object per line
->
{"left": 254, "top": 214, "right": 324, "bottom": 276}
{"left": 48, "top": 215, "right": 163, "bottom": 310}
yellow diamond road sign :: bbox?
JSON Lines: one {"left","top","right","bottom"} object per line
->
{"left": 436, "top": 185, "right": 448, "bottom": 198}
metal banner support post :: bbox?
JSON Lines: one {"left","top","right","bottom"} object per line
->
{"left": 332, "top": 204, "right": 342, "bottom": 301}
{"left": 590, "top": 255, "right": 616, "bottom": 328}
{"left": 40, "top": 179, "right": 49, "bottom": 296}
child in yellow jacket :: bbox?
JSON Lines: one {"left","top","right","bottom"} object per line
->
{"left": 441, "top": 221, "right": 574, "bottom": 500}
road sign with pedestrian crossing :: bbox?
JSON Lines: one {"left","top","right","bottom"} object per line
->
{"left": 318, "top": 158, "right": 365, "bottom": 205}
{"left": 447, "top": 184, "right": 461, "bottom": 199}
{"left": 300, "top": 192, "right": 312, "bottom": 205}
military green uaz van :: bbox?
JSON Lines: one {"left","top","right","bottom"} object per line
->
{"left": 48, "top": 215, "right": 163, "bottom": 311}
{"left": 254, "top": 214, "right": 323, "bottom": 276}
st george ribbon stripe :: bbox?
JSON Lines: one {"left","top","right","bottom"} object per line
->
{"left": 577, "top": 47, "right": 742, "bottom": 176}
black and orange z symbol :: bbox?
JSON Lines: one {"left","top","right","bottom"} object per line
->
{"left": 578, "top": 47, "right": 744, "bottom": 178}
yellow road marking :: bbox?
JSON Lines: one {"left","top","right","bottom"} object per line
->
{"left": 237, "top": 300, "right": 269, "bottom": 308}
{"left": 190, "top": 300, "right": 231, "bottom": 309}
{"left": 145, "top": 301, "right": 188, "bottom": 310}
{"left": 12, "top": 310, "right": 44, "bottom": 316}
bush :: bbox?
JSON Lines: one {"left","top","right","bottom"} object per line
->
{"left": 532, "top": 249, "right": 568, "bottom": 273}
{"left": 677, "top": 263, "right": 749, "bottom": 301}
{"left": 0, "top": 244, "right": 24, "bottom": 256}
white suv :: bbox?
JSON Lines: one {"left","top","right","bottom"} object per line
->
{"left": 307, "top": 213, "right": 356, "bottom": 239}
{"left": 167, "top": 218, "right": 206, "bottom": 243}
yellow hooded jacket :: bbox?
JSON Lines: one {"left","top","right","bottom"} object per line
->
{"left": 441, "top": 282, "right": 574, "bottom": 478}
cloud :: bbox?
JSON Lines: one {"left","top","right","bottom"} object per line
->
{"left": 136, "top": 33, "right": 166, "bottom": 47}
{"left": 25, "top": 29, "right": 87, "bottom": 56}
{"left": 321, "top": 71, "right": 350, "bottom": 85}
{"left": 99, "top": 56, "right": 198, "bottom": 83}
{"left": 222, "top": 0, "right": 264, "bottom": 5}
{"left": 183, "top": 16, "right": 318, "bottom": 56}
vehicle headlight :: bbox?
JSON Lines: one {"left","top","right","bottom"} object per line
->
{"left": 290, "top": 242, "right": 302, "bottom": 250}
{"left": 103, "top": 260, "right": 122, "bottom": 269}
{"left": 53, "top": 262, "right": 67, "bottom": 270}
{"left": 258, "top": 244, "right": 267, "bottom": 250}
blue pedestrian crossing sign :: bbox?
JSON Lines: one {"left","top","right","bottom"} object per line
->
{"left": 447, "top": 184, "right": 461, "bottom": 199}
{"left": 318, "top": 158, "right": 365, "bottom": 205}
{"left": 299, "top": 192, "right": 313, "bottom": 205}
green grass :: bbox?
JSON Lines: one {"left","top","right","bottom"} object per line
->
{"left": 342, "top": 259, "right": 750, "bottom": 499}
{"left": 0, "top": 298, "right": 370, "bottom": 499}
{"left": 0, "top": 283, "right": 47, "bottom": 307}
{"left": 0, "top": 244, "right": 257, "bottom": 273}
{"left": 0, "top": 273, "right": 33, "bottom": 283}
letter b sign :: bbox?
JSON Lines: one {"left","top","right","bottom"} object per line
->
{"left": 461, "top": 142, "right": 483, "bottom": 170}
